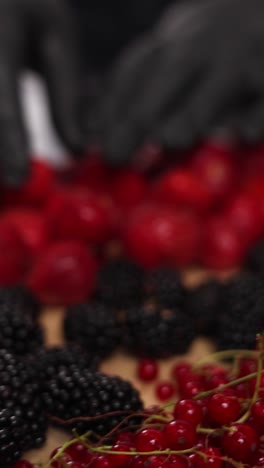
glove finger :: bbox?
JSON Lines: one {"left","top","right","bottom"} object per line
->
{"left": 234, "top": 98, "right": 264, "bottom": 144}
{"left": 0, "top": 63, "right": 29, "bottom": 185}
{"left": 39, "top": 4, "right": 86, "bottom": 155}
{"left": 156, "top": 66, "right": 239, "bottom": 149}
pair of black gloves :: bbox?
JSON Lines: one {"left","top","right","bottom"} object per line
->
{"left": 1, "top": 0, "right": 264, "bottom": 185}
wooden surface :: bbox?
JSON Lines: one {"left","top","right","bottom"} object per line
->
{"left": 25, "top": 268, "right": 234, "bottom": 465}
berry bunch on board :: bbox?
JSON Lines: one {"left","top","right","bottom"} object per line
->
{"left": 0, "top": 142, "right": 263, "bottom": 305}
{"left": 18, "top": 339, "right": 264, "bottom": 468}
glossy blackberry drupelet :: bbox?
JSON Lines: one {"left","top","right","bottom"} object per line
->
{"left": 185, "top": 280, "right": 224, "bottom": 338}
{"left": 0, "top": 349, "right": 47, "bottom": 465}
{"left": 0, "top": 285, "right": 40, "bottom": 318}
{"left": 0, "top": 407, "right": 25, "bottom": 466}
{"left": 246, "top": 239, "right": 264, "bottom": 277}
{"left": 64, "top": 302, "right": 121, "bottom": 358}
{"left": 0, "top": 305, "right": 43, "bottom": 356}
{"left": 96, "top": 259, "right": 144, "bottom": 307}
{"left": 217, "top": 273, "right": 264, "bottom": 350}
{"left": 34, "top": 345, "right": 99, "bottom": 381}
{"left": 122, "top": 303, "right": 195, "bottom": 358}
{"left": 42, "top": 368, "right": 143, "bottom": 436}
{"left": 144, "top": 267, "right": 185, "bottom": 308}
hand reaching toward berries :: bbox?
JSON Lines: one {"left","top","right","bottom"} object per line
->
{"left": 0, "top": 0, "right": 84, "bottom": 185}
{"left": 96, "top": 0, "right": 264, "bottom": 164}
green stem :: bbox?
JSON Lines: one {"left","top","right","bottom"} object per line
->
{"left": 44, "top": 432, "right": 92, "bottom": 468}
{"left": 194, "top": 370, "right": 264, "bottom": 400}
{"left": 89, "top": 447, "right": 196, "bottom": 456}
{"left": 193, "top": 350, "right": 258, "bottom": 369}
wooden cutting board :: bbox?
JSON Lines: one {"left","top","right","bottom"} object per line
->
{"left": 25, "top": 268, "right": 235, "bottom": 465}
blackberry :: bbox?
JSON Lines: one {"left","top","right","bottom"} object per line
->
{"left": 96, "top": 259, "right": 144, "bottom": 307}
{"left": 64, "top": 302, "right": 121, "bottom": 358}
{"left": 0, "top": 285, "right": 40, "bottom": 318}
{"left": 217, "top": 273, "right": 264, "bottom": 350}
{"left": 185, "top": 280, "right": 224, "bottom": 338}
{"left": 0, "top": 407, "right": 25, "bottom": 466}
{"left": 33, "top": 345, "right": 99, "bottom": 381}
{"left": 122, "top": 303, "right": 195, "bottom": 358}
{"left": 246, "top": 239, "right": 264, "bottom": 277}
{"left": 144, "top": 267, "right": 185, "bottom": 307}
{"left": 0, "top": 305, "right": 43, "bottom": 356}
{"left": 42, "top": 367, "right": 143, "bottom": 436}
{"left": 0, "top": 349, "right": 47, "bottom": 465}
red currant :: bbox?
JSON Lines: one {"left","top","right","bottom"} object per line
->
{"left": 171, "top": 362, "right": 191, "bottom": 380}
{"left": 13, "top": 461, "right": 34, "bottom": 468}
{"left": 207, "top": 393, "right": 241, "bottom": 425}
{"left": 173, "top": 399, "right": 203, "bottom": 427}
{"left": 136, "top": 428, "right": 166, "bottom": 452}
{"left": 156, "top": 382, "right": 174, "bottom": 401}
{"left": 65, "top": 442, "right": 92, "bottom": 463}
{"left": 249, "top": 374, "right": 264, "bottom": 398}
{"left": 50, "top": 447, "right": 72, "bottom": 468}
{"left": 222, "top": 423, "right": 259, "bottom": 463}
{"left": 251, "top": 399, "right": 264, "bottom": 425}
{"left": 168, "top": 454, "right": 188, "bottom": 468}
{"left": 188, "top": 447, "right": 222, "bottom": 468}
{"left": 137, "top": 359, "right": 158, "bottom": 381}
{"left": 109, "top": 444, "right": 133, "bottom": 467}
{"left": 145, "top": 455, "right": 168, "bottom": 468}
{"left": 163, "top": 419, "right": 196, "bottom": 450}
{"left": 92, "top": 455, "right": 113, "bottom": 468}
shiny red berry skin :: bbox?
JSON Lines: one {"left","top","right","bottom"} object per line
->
{"left": 136, "top": 428, "right": 166, "bottom": 452}
{"left": 173, "top": 399, "right": 203, "bottom": 427}
{"left": 238, "top": 358, "right": 257, "bottom": 377}
{"left": 46, "top": 188, "right": 113, "bottom": 245}
{"left": 256, "top": 454, "right": 264, "bottom": 466}
{"left": 156, "top": 382, "right": 174, "bottom": 401}
{"left": 157, "top": 169, "right": 212, "bottom": 211}
{"left": 222, "top": 423, "right": 259, "bottom": 463}
{"left": 201, "top": 216, "right": 246, "bottom": 270}
{"left": 137, "top": 359, "right": 158, "bottom": 381}
{"left": 224, "top": 193, "right": 263, "bottom": 246}
{"left": 65, "top": 442, "right": 92, "bottom": 463}
{"left": 190, "top": 143, "right": 238, "bottom": 201}
{"left": 180, "top": 381, "right": 205, "bottom": 399}
{"left": 92, "top": 455, "right": 113, "bottom": 468}
{"left": 109, "top": 169, "right": 147, "bottom": 210}
{"left": 163, "top": 419, "right": 196, "bottom": 450}
{"left": 168, "top": 454, "right": 189, "bottom": 468}
{"left": 251, "top": 399, "right": 264, "bottom": 425}
{"left": 249, "top": 374, "right": 264, "bottom": 398}
{"left": 2, "top": 208, "right": 50, "bottom": 256}
{"left": 188, "top": 447, "right": 222, "bottom": 468}
{"left": 171, "top": 362, "right": 192, "bottom": 380}
{"left": 50, "top": 447, "right": 72, "bottom": 468}
{"left": 145, "top": 455, "right": 168, "bottom": 468}
{"left": 67, "top": 463, "right": 86, "bottom": 468}
{"left": 13, "top": 461, "right": 34, "bottom": 468}
{"left": 27, "top": 241, "right": 97, "bottom": 305}
{"left": 109, "top": 444, "right": 133, "bottom": 467}
{"left": 207, "top": 393, "right": 241, "bottom": 425}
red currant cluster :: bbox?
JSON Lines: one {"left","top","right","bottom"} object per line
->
{"left": 0, "top": 141, "right": 263, "bottom": 305}
{"left": 17, "top": 346, "right": 264, "bottom": 468}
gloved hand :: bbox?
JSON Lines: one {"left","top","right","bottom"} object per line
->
{"left": 0, "top": 0, "right": 84, "bottom": 185}
{"left": 96, "top": 0, "right": 264, "bottom": 164}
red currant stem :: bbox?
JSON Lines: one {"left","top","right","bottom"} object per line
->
{"left": 235, "top": 336, "right": 264, "bottom": 424}
{"left": 197, "top": 426, "right": 218, "bottom": 435}
{"left": 194, "top": 369, "right": 264, "bottom": 399}
{"left": 193, "top": 349, "right": 259, "bottom": 369}
{"left": 143, "top": 414, "right": 171, "bottom": 425}
{"left": 87, "top": 446, "right": 197, "bottom": 456}
{"left": 221, "top": 456, "right": 244, "bottom": 468}
{"left": 44, "top": 431, "right": 92, "bottom": 468}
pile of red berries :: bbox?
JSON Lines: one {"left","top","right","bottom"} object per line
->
{"left": 0, "top": 141, "right": 263, "bottom": 305}
{"left": 16, "top": 346, "right": 264, "bottom": 468}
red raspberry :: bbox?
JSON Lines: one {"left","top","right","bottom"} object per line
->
{"left": 123, "top": 205, "right": 201, "bottom": 268}
{"left": 224, "top": 192, "right": 263, "bottom": 246}
{"left": 157, "top": 169, "right": 212, "bottom": 211}
{"left": 46, "top": 188, "right": 114, "bottom": 245}
{"left": 201, "top": 216, "right": 246, "bottom": 270}
{"left": 27, "top": 241, "right": 97, "bottom": 305}
{"left": 0, "top": 220, "right": 27, "bottom": 285}
{"left": 2, "top": 208, "right": 50, "bottom": 256}
{"left": 3, "top": 159, "right": 55, "bottom": 206}
{"left": 190, "top": 142, "right": 238, "bottom": 202}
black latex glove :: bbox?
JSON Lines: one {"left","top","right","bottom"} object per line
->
{"left": 0, "top": 0, "right": 84, "bottom": 185}
{"left": 97, "top": 0, "right": 264, "bottom": 164}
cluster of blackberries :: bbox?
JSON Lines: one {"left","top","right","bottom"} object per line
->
{"left": 65, "top": 259, "right": 264, "bottom": 358}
